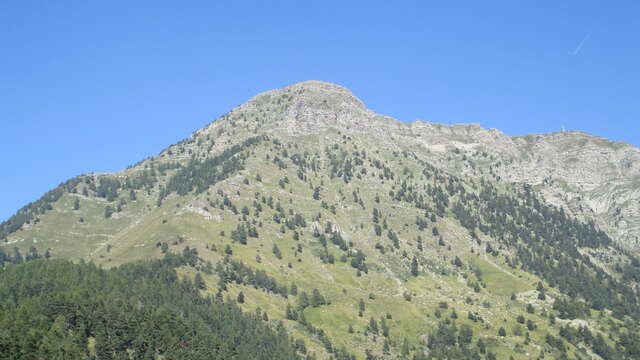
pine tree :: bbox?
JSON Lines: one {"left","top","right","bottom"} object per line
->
{"left": 311, "top": 288, "right": 325, "bottom": 307}
{"left": 411, "top": 256, "right": 419, "bottom": 276}
{"left": 453, "top": 256, "right": 463, "bottom": 268}
{"left": 194, "top": 273, "right": 206, "bottom": 290}
{"left": 538, "top": 289, "right": 547, "bottom": 300}
{"left": 383, "top": 339, "right": 390, "bottom": 354}
{"left": 401, "top": 337, "right": 410, "bottom": 357}
{"left": 297, "top": 291, "right": 310, "bottom": 310}
{"left": 381, "top": 317, "right": 389, "bottom": 337}
{"left": 368, "top": 317, "right": 378, "bottom": 334}
{"left": 527, "top": 319, "right": 535, "bottom": 331}
{"left": 272, "top": 244, "right": 282, "bottom": 259}
{"left": 12, "top": 247, "right": 23, "bottom": 264}
{"left": 432, "top": 226, "right": 439, "bottom": 236}
{"left": 285, "top": 304, "right": 295, "bottom": 320}
{"left": 298, "top": 311, "right": 307, "bottom": 325}
{"left": 459, "top": 324, "right": 473, "bottom": 345}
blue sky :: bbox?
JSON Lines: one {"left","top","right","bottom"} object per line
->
{"left": 1, "top": 1, "right": 639, "bottom": 222}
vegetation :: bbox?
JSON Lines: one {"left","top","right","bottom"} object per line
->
{"left": 3, "top": 89, "right": 640, "bottom": 359}
{"left": 0, "top": 255, "right": 303, "bottom": 360}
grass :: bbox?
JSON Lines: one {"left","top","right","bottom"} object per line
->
{"left": 468, "top": 256, "right": 532, "bottom": 297}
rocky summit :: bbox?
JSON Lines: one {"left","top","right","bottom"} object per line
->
{"left": 2, "top": 81, "right": 640, "bottom": 359}
{"left": 187, "top": 80, "right": 640, "bottom": 249}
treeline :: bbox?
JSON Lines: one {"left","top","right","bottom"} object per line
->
{"left": 0, "top": 177, "right": 81, "bottom": 240}
{"left": 0, "top": 255, "right": 304, "bottom": 360}
{"left": 285, "top": 302, "right": 354, "bottom": 360}
{"left": 1, "top": 136, "right": 264, "bottom": 240}
{"left": 216, "top": 257, "right": 289, "bottom": 297}
{"left": 385, "top": 160, "right": 639, "bottom": 322}
{"left": 158, "top": 136, "right": 264, "bottom": 203}
{"left": 379, "top": 161, "right": 640, "bottom": 357}
{"left": 420, "top": 320, "right": 490, "bottom": 360}
{"left": 0, "top": 246, "right": 48, "bottom": 267}
{"left": 448, "top": 180, "right": 640, "bottom": 322}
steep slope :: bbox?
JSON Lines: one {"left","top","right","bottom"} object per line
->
{"left": 507, "top": 132, "right": 640, "bottom": 249}
{"left": 2, "top": 81, "right": 640, "bottom": 359}
{"left": 220, "top": 80, "right": 640, "bottom": 250}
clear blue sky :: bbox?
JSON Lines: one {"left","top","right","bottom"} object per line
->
{"left": 2, "top": 1, "right": 639, "bottom": 222}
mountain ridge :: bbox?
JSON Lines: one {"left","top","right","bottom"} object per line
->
{"left": 149, "top": 80, "right": 640, "bottom": 249}
{"left": 3, "top": 81, "right": 639, "bottom": 249}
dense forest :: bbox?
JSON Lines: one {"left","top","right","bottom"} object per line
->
{"left": 0, "top": 255, "right": 305, "bottom": 360}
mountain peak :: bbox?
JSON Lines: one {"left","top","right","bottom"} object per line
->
{"left": 286, "top": 79, "right": 351, "bottom": 91}
{"left": 279, "top": 80, "right": 367, "bottom": 111}
{"left": 229, "top": 80, "right": 372, "bottom": 134}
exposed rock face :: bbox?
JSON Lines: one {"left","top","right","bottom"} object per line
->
{"left": 217, "top": 81, "right": 640, "bottom": 249}
{"left": 505, "top": 132, "right": 640, "bottom": 248}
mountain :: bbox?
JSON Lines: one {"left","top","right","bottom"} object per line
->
{"left": 2, "top": 80, "right": 640, "bottom": 359}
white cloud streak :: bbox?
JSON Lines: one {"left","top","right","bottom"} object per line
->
{"left": 572, "top": 33, "right": 591, "bottom": 55}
